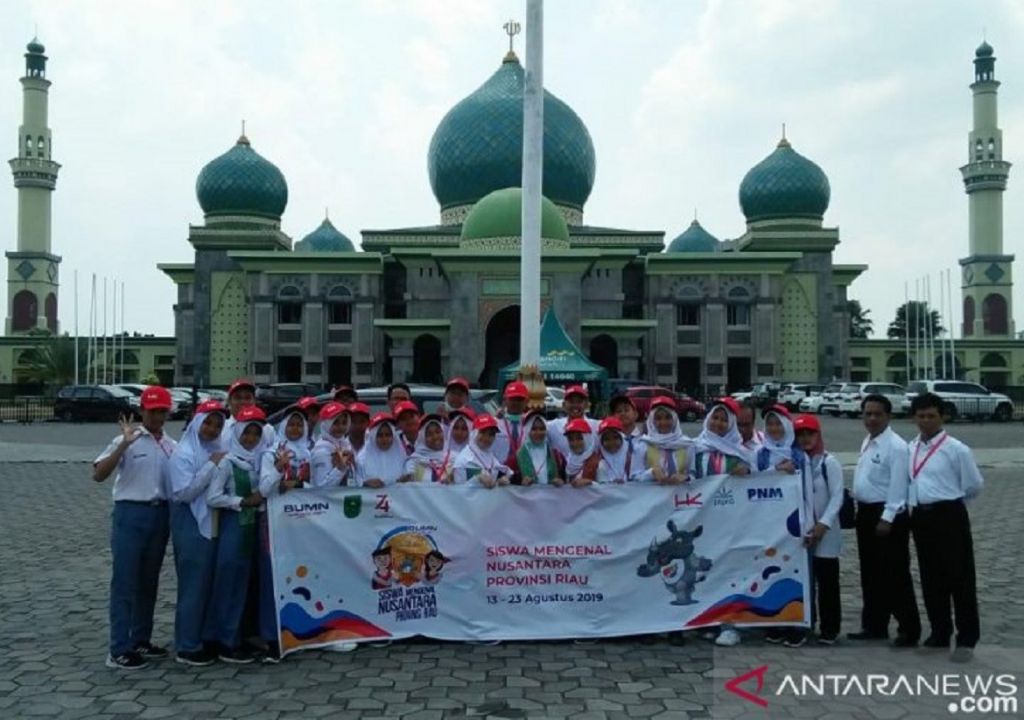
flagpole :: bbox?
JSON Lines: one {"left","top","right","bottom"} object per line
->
{"left": 89, "top": 273, "right": 96, "bottom": 384}
{"left": 520, "top": 0, "right": 543, "bottom": 368}
{"left": 121, "top": 281, "right": 126, "bottom": 384}
{"left": 948, "top": 268, "right": 957, "bottom": 379}
{"left": 74, "top": 269, "right": 79, "bottom": 385}
{"left": 903, "top": 281, "right": 911, "bottom": 384}
{"left": 939, "top": 272, "right": 946, "bottom": 378}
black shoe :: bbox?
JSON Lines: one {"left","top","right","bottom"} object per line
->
{"left": 921, "top": 635, "right": 950, "bottom": 648}
{"left": 764, "top": 629, "right": 785, "bottom": 644}
{"left": 891, "top": 634, "right": 918, "bottom": 648}
{"left": 175, "top": 649, "right": 216, "bottom": 667}
{"left": 846, "top": 631, "right": 887, "bottom": 641}
{"left": 218, "top": 647, "right": 254, "bottom": 665}
{"left": 783, "top": 632, "right": 807, "bottom": 648}
{"left": 105, "top": 651, "right": 149, "bottom": 670}
{"left": 258, "top": 641, "right": 282, "bottom": 664}
{"left": 134, "top": 641, "right": 169, "bottom": 659}
{"left": 817, "top": 633, "right": 838, "bottom": 646}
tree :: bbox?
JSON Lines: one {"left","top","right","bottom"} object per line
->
{"left": 847, "top": 300, "right": 873, "bottom": 339}
{"left": 887, "top": 301, "right": 944, "bottom": 339}
{"left": 18, "top": 333, "right": 84, "bottom": 387}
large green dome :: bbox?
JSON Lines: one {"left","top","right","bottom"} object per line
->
{"left": 460, "top": 188, "right": 569, "bottom": 243}
{"left": 428, "top": 53, "right": 596, "bottom": 215}
{"left": 667, "top": 219, "right": 718, "bottom": 252}
{"left": 739, "top": 138, "right": 830, "bottom": 223}
{"left": 196, "top": 135, "right": 288, "bottom": 220}
{"left": 295, "top": 217, "right": 355, "bottom": 252}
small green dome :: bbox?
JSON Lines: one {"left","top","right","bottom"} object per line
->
{"left": 976, "top": 41, "right": 994, "bottom": 57}
{"left": 196, "top": 135, "right": 288, "bottom": 220}
{"left": 429, "top": 54, "right": 596, "bottom": 213}
{"left": 460, "top": 188, "right": 569, "bottom": 243}
{"left": 667, "top": 219, "right": 718, "bottom": 252}
{"left": 739, "top": 137, "right": 830, "bottom": 223}
{"left": 295, "top": 218, "right": 355, "bottom": 252}
{"left": 26, "top": 38, "right": 45, "bottom": 54}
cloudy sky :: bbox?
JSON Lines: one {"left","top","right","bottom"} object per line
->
{"left": 2, "top": 0, "right": 1022, "bottom": 339}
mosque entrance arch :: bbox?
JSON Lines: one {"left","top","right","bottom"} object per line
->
{"left": 480, "top": 305, "right": 520, "bottom": 388}
{"left": 411, "top": 334, "right": 442, "bottom": 385}
{"left": 589, "top": 334, "right": 618, "bottom": 378}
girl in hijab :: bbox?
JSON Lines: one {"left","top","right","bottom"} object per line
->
{"left": 446, "top": 408, "right": 474, "bottom": 456}
{"left": 515, "top": 411, "right": 565, "bottom": 486}
{"left": 168, "top": 400, "right": 228, "bottom": 666}
{"left": 355, "top": 414, "right": 409, "bottom": 488}
{"left": 639, "top": 397, "right": 691, "bottom": 484}
{"left": 256, "top": 409, "right": 312, "bottom": 663}
{"left": 204, "top": 405, "right": 266, "bottom": 664}
{"left": 404, "top": 414, "right": 455, "bottom": 483}
{"left": 756, "top": 405, "right": 803, "bottom": 474}
{"left": 310, "top": 402, "right": 354, "bottom": 488}
{"left": 787, "top": 414, "right": 844, "bottom": 648}
{"left": 563, "top": 418, "right": 596, "bottom": 487}
{"left": 692, "top": 397, "right": 753, "bottom": 649}
{"left": 591, "top": 417, "right": 641, "bottom": 484}
{"left": 452, "top": 414, "right": 512, "bottom": 487}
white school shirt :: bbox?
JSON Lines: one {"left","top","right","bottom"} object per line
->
{"left": 94, "top": 430, "right": 177, "bottom": 502}
{"left": 807, "top": 453, "right": 845, "bottom": 558}
{"left": 906, "top": 432, "right": 984, "bottom": 507}
{"left": 207, "top": 458, "right": 250, "bottom": 511}
{"left": 853, "top": 426, "right": 909, "bottom": 523}
{"left": 547, "top": 416, "right": 600, "bottom": 456}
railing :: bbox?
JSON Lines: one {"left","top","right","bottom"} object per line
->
{"left": 0, "top": 397, "right": 55, "bottom": 423}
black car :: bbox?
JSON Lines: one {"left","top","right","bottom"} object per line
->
{"left": 54, "top": 385, "right": 138, "bottom": 422}
{"left": 255, "top": 383, "right": 324, "bottom": 414}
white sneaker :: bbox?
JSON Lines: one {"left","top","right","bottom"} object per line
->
{"left": 326, "top": 641, "right": 358, "bottom": 653}
{"left": 715, "top": 628, "right": 741, "bottom": 647}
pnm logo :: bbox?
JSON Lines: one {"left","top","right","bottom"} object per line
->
{"left": 283, "top": 501, "right": 329, "bottom": 517}
{"left": 673, "top": 492, "right": 703, "bottom": 509}
{"left": 747, "top": 487, "right": 783, "bottom": 502}
{"left": 375, "top": 494, "right": 392, "bottom": 517}
{"left": 711, "top": 486, "right": 735, "bottom": 507}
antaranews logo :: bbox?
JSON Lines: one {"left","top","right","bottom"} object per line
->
{"left": 724, "top": 666, "right": 1019, "bottom": 715}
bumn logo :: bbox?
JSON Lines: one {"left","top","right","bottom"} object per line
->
{"left": 283, "top": 501, "right": 329, "bottom": 517}
{"left": 711, "top": 486, "right": 735, "bottom": 507}
{"left": 747, "top": 487, "right": 783, "bottom": 502}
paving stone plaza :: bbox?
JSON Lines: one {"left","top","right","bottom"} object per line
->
{"left": 0, "top": 420, "right": 1021, "bottom": 719}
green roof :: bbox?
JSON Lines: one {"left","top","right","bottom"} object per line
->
{"left": 667, "top": 219, "right": 719, "bottom": 252}
{"left": 196, "top": 135, "right": 288, "bottom": 220}
{"left": 295, "top": 218, "right": 355, "bottom": 252}
{"left": 739, "top": 138, "right": 830, "bottom": 223}
{"left": 500, "top": 308, "right": 608, "bottom": 385}
{"left": 460, "top": 187, "right": 570, "bottom": 243}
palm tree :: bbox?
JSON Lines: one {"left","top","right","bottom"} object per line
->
{"left": 18, "top": 333, "right": 83, "bottom": 387}
{"left": 847, "top": 300, "right": 873, "bottom": 339}
{"left": 887, "top": 301, "right": 943, "bottom": 339}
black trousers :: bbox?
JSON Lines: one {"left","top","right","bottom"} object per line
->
{"left": 911, "top": 500, "right": 980, "bottom": 648}
{"left": 855, "top": 502, "right": 921, "bottom": 639}
{"left": 811, "top": 556, "right": 841, "bottom": 638}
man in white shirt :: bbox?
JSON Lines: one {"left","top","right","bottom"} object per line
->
{"left": 736, "top": 400, "right": 763, "bottom": 454}
{"left": 907, "top": 392, "right": 983, "bottom": 663}
{"left": 547, "top": 385, "right": 600, "bottom": 456}
{"left": 93, "top": 386, "right": 177, "bottom": 670}
{"left": 849, "top": 394, "right": 921, "bottom": 647}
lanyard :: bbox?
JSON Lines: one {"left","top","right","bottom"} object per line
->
{"left": 428, "top": 451, "right": 450, "bottom": 482}
{"left": 469, "top": 445, "right": 496, "bottom": 473}
{"left": 912, "top": 432, "right": 948, "bottom": 479}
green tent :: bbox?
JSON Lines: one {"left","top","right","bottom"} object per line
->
{"left": 499, "top": 308, "right": 609, "bottom": 396}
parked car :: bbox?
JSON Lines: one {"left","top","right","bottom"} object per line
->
{"left": 256, "top": 383, "right": 324, "bottom": 414}
{"left": 266, "top": 384, "right": 492, "bottom": 425}
{"left": 624, "top": 386, "right": 705, "bottom": 421}
{"left": 114, "top": 383, "right": 171, "bottom": 416}
{"left": 778, "top": 383, "right": 825, "bottom": 411}
{"left": 55, "top": 384, "right": 138, "bottom": 422}
{"left": 801, "top": 382, "right": 846, "bottom": 414}
{"left": 818, "top": 382, "right": 859, "bottom": 416}
{"left": 748, "top": 383, "right": 781, "bottom": 408}
{"left": 836, "top": 382, "right": 907, "bottom": 418}
{"left": 904, "top": 380, "right": 1015, "bottom": 422}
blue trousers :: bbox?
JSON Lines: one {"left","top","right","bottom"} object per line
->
{"left": 109, "top": 501, "right": 169, "bottom": 656}
{"left": 203, "top": 510, "right": 254, "bottom": 649}
{"left": 170, "top": 502, "right": 215, "bottom": 653}
{"left": 258, "top": 513, "right": 278, "bottom": 643}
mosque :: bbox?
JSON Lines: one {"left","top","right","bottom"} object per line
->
{"left": 1, "top": 36, "right": 1022, "bottom": 394}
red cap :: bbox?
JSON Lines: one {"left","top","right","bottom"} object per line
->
{"left": 227, "top": 379, "right": 256, "bottom": 398}
{"left": 651, "top": 396, "right": 676, "bottom": 412}
{"left": 716, "top": 397, "right": 742, "bottom": 416}
{"left": 793, "top": 414, "right": 821, "bottom": 433}
{"left": 319, "top": 401, "right": 347, "bottom": 422}
{"left": 598, "top": 417, "right": 625, "bottom": 435}
{"left": 564, "top": 418, "right": 593, "bottom": 435}
{"left": 235, "top": 405, "right": 266, "bottom": 423}
{"left": 762, "top": 403, "right": 792, "bottom": 420}
{"left": 140, "top": 386, "right": 173, "bottom": 410}
{"left": 472, "top": 413, "right": 499, "bottom": 432}
{"left": 296, "top": 396, "right": 321, "bottom": 411}
{"left": 368, "top": 412, "right": 395, "bottom": 429}
{"left": 445, "top": 377, "right": 470, "bottom": 392}
{"left": 565, "top": 385, "right": 589, "bottom": 399}
{"left": 394, "top": 400, "right": 420, "bottom": 418}
{"left": 195, "top": 399, "right": 226, "bottom": 416}
{"left": 347, "top": 402, "right": 371, "bottom": 417}
{"left": 504, "top": 381, "right": 529, "bottom": 400}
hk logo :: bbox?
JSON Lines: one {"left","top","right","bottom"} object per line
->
{"left": 673, "top": 492, "right": 703, "bottom": 509}
{"left": 747, "top": 487, "right": 783, "bottom": 502}
{"left": 725, "top": 665, "right": 769, "bottom": 707}
{"left": 711, "top": 486, "right": 735, "bottom": 507}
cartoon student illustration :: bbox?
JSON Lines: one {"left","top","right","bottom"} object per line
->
{"left": 423, "top": 551, "right": 447, "bottom": 585}
{"left": 371, "top": 546, "right": 393, "bottom": 590}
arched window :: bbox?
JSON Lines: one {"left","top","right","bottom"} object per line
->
{"left": 277, "top": 285, "right": 302, "bottom": 324}
{"left": 981, "top": 294, "right": 1008, "bottom": 335}
{"left": 25, "top": 135, "right": 33, "bottom": 156}
{"left": 980, "top": 352, "right": 1007, "bottom": 368}
{"left": 327, "top": 285, "right": 352, "bottom": 324}
{"left": 988, "top": 138, "right": 996, "bottom": 160}
{"left": 12, "top": 290, "right": 38, "bottom": 331}
{"left": 44, "top": 293, "right": 57, "bottom": 332}
{"left": 974, "top": 139, "right": 983, "bottom": 160}
{"left": 962, "top": 296, "right": 975, "bottom": 336}
{"left": 37, "top": 136, "right": 45, "bottom": 158}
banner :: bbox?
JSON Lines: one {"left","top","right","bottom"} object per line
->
{"left": 268, "top": 473, "right": 810, "bottom": 654}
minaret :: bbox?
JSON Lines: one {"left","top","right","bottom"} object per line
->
{"left": 5, "top": 38, "right": 61, "bottom": 335}
{"left": 959, "top": 41, "right": 1014, "bottom": 337}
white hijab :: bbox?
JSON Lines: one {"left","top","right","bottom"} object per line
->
{"left": 695, "top": 404, "right": 751, "bottom": 463}
{"left": 268, "top": 410, "right": 312, "bottom": 470}
{"left": 644, "top": 406, "right": 692, "bottom": 450}
{"left": 405, "top": 418, "right": 451, "bottom": 482}
{"left": 520, "top": 414, "right": 553, "bottom": 480}
{"left": 227, "top": 419, "right": 263, "bottom": 472}
{"left": 597, "top": 429, "right": 632, "bottom": 482}
{"left": 169, "top": 409, "right": 226, "bottom": 538}
{"left": 761, "top": 410, "right": 796, "bottom": 467}
{"left": 356, "top": 421, "right": 407, "bottom": 485}
{"left": 453, "top": 429, "right": 509, "bottom": 479}
{"left": 445, "top": 414, "right": 471, "bottom": 455}
{"left": 563, "top": 429, "right": 593, "bottom": 478}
